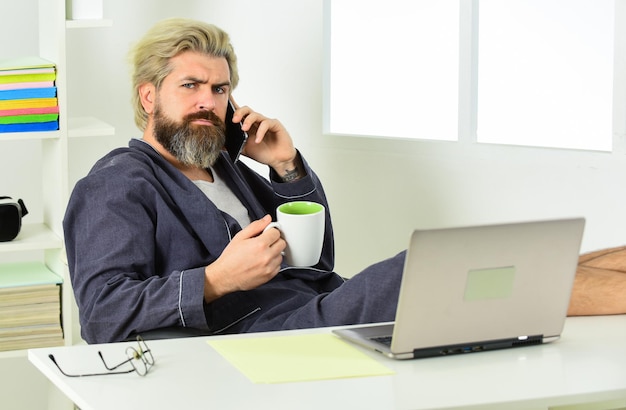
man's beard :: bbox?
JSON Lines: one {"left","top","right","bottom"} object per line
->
{"left": 153, "top": 105, "right": 226, "bottom": 169}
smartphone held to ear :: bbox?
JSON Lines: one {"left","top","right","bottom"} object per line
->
{"left": 224, "top": 100, "right": 248, "bottom": 163}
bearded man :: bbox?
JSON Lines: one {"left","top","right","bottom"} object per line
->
{"left": 64, "top": 18, "right": 404, "bottom": 344}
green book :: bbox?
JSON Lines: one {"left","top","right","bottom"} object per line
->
{"left": 0, "top": 262, "right": 62, "bottom": 289}
{"left": 0, "top": 114, "right": 59, "bottom": 125}
{"left": 0, "top": 56, "right": 55, "bottom": 71}
{"left": 0, "top": 73, "right": 56, "bottom": 84}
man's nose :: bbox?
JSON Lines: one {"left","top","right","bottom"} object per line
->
{"left": 198, "top": 90, "right": 216, "bottom": 111}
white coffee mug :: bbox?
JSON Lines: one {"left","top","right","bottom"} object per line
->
{"left": 265, "top": 201, "right": 325, "bottom": 267}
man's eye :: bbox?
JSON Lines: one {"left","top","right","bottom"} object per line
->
{"left": 182, "top": 83, "right": 196, "bottom": 89}
{"left": 215, "top": 86, "right": 226, "bottom": 94}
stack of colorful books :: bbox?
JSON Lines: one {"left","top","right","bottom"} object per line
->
{"left": 0, "top": 56, "right": 59, "bottom": 133}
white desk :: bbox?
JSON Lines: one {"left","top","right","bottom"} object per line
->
{"left": 29, "top": 316, "right": 626, "bottom": 410}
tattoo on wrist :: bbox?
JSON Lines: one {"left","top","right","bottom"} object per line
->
{"left": 281, "top": 167, "right": 301, "bottom": 182}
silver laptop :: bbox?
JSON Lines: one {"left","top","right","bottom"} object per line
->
{"left": 333, "top": 217, "right": 585, "bottom": 359}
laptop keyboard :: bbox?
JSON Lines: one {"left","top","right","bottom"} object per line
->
{"left": 371, "top": 336, "right": 393, "bottom": 346}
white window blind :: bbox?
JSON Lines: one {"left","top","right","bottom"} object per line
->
{"left": 477, "top": 0, "right": 614, "bottom": 151}
{"left": 325, "top": 0, "right": 459, "bottom": 141}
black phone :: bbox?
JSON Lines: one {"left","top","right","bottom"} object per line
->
{"left": 224, "top": 100, "right": 248, "bottom": 163}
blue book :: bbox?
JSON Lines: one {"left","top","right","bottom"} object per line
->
{"left": 0, "top": 120, "right": 59, "bottom": 133}
{"left": 0, "top": 87, "right": 57, "bottom": 101}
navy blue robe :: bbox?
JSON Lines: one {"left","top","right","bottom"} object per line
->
{"left": 64, "top": 139, "right": 402, "bottom": 343}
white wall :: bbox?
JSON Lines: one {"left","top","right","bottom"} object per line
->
{"left": 63, "top": 0, "right": 626, "bottom": 276}
{"left": 0, "top": 1, "right": 44, "bottom": 253}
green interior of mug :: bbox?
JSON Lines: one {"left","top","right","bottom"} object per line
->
{"left": 278, "top": 201, "right": 323, "bottom": 215}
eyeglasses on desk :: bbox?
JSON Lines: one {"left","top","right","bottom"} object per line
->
{"left": 49, "top": 335, "right": 154, "bottom": 377}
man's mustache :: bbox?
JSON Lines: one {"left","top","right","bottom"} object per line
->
{"left": 184, "top": 111, "right": 225, "bottom": 129}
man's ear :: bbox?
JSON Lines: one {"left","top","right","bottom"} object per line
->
{"left": 138, "top": 83, "right": 156, "bottom": 114}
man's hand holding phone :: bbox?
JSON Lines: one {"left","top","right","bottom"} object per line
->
{"left": 227, "top": 99, "right": 301, "bottom": 180}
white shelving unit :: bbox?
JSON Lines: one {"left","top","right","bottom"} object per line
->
{"left": 0, "top": 0, "right": 114, "bottom": 408}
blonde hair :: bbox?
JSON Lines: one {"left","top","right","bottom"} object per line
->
{"left": 129, "top": 18, "right": 239, "bottom": 130}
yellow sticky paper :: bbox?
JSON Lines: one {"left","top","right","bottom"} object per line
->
{"left": 207, "top": 333, "right": 394, "bottom": 384}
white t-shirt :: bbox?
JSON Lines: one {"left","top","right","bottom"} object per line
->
{"left": 193, "top": 168, "right": 251, "bottom": 228}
